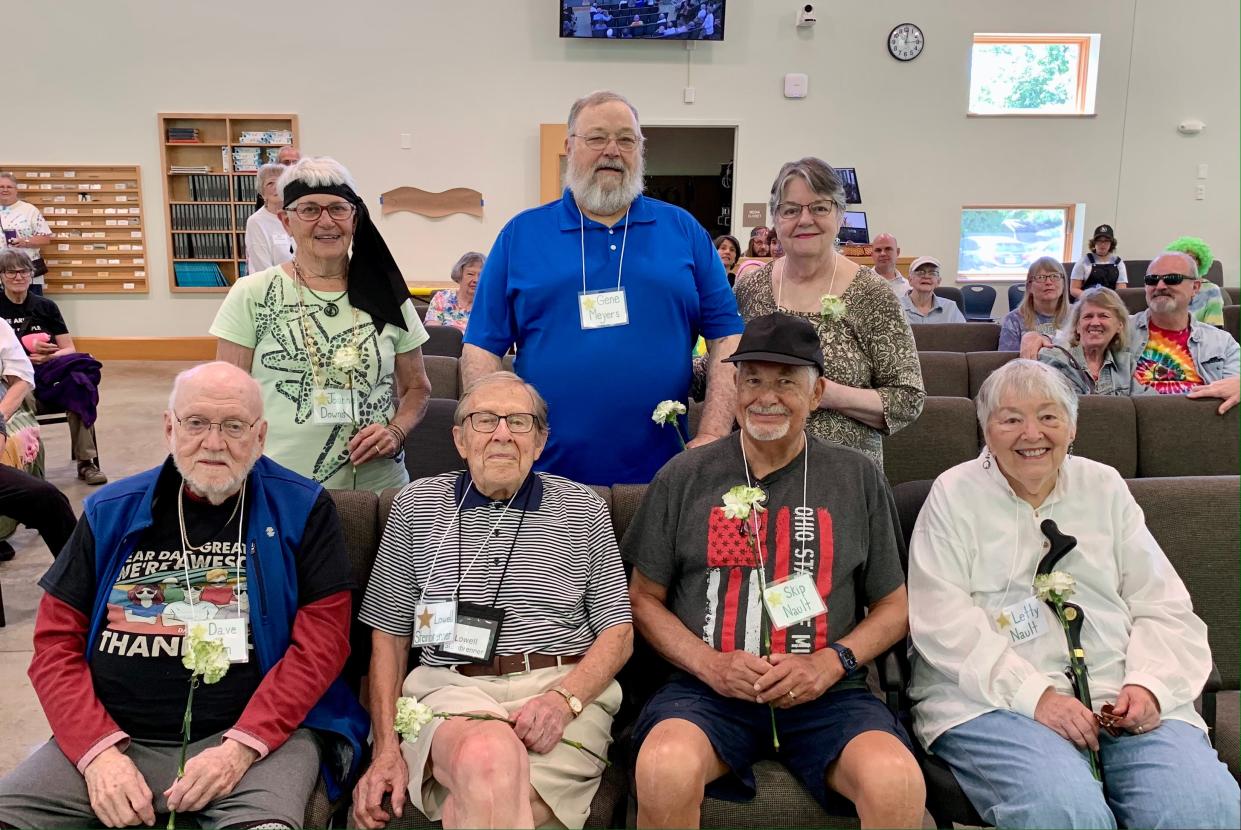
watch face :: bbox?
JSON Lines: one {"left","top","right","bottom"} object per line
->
{"left": 888, "top": 23, "right": 924, "bottom": 62}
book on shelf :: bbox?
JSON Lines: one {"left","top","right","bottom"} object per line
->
{"left": 172, "top": 232, "right": 235, "bottom": 260}
{"left": 238, "top": 130, "right": 293, "bottom": 145}
{"left": 170, "top": 165, "right": 211, "bottom": 174}
{"left": 167, "top": 128, "right": 200, "bottom": 142}
{"left": 186, "top": 175, "right": 232, "bottom": 202}
{"left": 174, "top": 262, "right": 228, "bottom": 287}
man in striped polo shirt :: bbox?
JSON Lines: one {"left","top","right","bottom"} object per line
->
{"left": 353, "top": 372, "right": 632, "bottom": 830}
{"left": 625, "top": 313, "right": 925, "bottom": 828}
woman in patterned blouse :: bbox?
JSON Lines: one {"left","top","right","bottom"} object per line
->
{"left": 424, "top": 251, "right": 485, "bottom": 332}
{"left": 732, "top": 157, "right": 924, "bottom": 466}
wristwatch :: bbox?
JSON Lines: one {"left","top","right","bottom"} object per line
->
{"left": 551, "top": 686, "right": 583, "bottom": 718}
{"left": 829, "top": 642, "right": 858, "bottom": 674}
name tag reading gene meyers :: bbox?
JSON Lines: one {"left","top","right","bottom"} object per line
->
{"left": 762, "top": 572, "right": 827, "bottom": 630}
{"left": 578, "top": 288, "right": 629, "bottom": 330}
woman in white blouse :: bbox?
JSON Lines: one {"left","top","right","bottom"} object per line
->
{"left": 245, "top": 163, "right": 295, "bottom": 273}
{"left": 907, "top": 359, "right": 1238, "bottom": 829}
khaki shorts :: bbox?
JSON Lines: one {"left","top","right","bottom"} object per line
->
{"left": 400, "top": 664, "right": 620, "bottom": 829}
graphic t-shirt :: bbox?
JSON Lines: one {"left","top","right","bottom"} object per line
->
{"left": 1133, "top": 321, "right": 1204, "bottom": 394}
{"left": 0, "top": 293, "right": 69, "bottom": 352}
{"left": 622, "top": 433, "right": 905, "bottom": 690}
{"left": 41, "top": 460, "right": 354, "bottom": 742}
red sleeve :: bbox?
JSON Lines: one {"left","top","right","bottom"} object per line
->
{"left": 28, "top": 594, "right": 128, "bottom": 772}
{"left": 224, "top": 590, "right": 351, "bottom": 757}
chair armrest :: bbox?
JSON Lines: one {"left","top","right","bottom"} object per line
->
{"left": 1200, "top": 662, "right": 1221, "bottom": 747}
{"left": 1203, "top": 662, "right": 1222, "bottom": 695}
{"left": 876, "top": 638, "right": 912, "bottom": 714}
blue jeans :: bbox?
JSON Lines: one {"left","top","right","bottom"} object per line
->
{"left": 932, "top": 710, "right": 1239, "bottom": 829}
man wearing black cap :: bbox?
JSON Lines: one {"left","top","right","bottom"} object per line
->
{"left": 1070, "top": 224, "right": 1127, "bottom": 299}
{"left": 623, "top": 313, "right": 923, "bottom": 828}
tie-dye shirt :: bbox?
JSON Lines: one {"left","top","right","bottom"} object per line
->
{"left": 1133, "top": 321, "right": 1203, "bottom": 393}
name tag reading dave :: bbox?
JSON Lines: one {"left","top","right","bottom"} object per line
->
{"left": 412, "top": 601, "right": 458, "bottom": 646}
{"left": 996, "top": 595, "right": 1051, "bottom": 645}
{"left": 762, "top": 572, "right": 827, "bottom": 630}
{"left": 312, "top": 388, "right": 359, "bottom": 425}
{"left": 578, "top": 288, "right": 629, "bottom": 330}
{"left": 204, "top": 618, "right": 249, "bottom": 663}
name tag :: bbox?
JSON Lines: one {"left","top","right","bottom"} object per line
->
{"left": 762, "top": 572, "right": 827, "bottom": 630}
{"left": 412, "top": 600, "right": 457, "bottom": 646}
{"left": 996, "top": 595, "right": 1050, "bottom": 645}
{"left": 440, "top": 603, "right": 505, "bottom": 663}
{"left": 205, "top": 618, "right": 249, "bottom": 663}
{"left": 578, "top": 288, "right": 629, "bottom": 330}
{"left": 311, "top": 387, "right": 358, "bottom": 425}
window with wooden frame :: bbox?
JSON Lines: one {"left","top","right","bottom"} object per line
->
{"left": 968, "top": 34, "right": 1100, "bottom": 115}
{"left": 957, "top": 205, "right": 1078, "bottom": 281}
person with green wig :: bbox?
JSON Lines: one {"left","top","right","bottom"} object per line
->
{"left": 1167, "top": 236, "right": 1226, "bottom": 326}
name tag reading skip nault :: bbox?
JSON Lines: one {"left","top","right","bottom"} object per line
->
{"left": 995, "top": 595, "right": 1051, "bottom": 645}
{"left": 578, "top": 288, "right": 629, "bottom": 330}
{"left": 412, "top": 601, "right": 457, "bottom": 646}
{"left": 312, "top": 388, "right": 358, "bottom": 425}
{"left": 205, "top": 618, "right": 249, "bottom": 663}
{"left": 762, "top": 572, "right": 827, "bottom": 630}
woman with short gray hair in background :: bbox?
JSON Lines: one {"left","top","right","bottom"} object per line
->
{"left": 245, "top": 163, "right": 295, "bottom": 273}
{"left": 424, "top": 251, "right": 485, "bottom": 332}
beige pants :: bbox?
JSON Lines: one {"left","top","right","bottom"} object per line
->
{"left": 400, "top": 665, "right": 621, "bottom": 829}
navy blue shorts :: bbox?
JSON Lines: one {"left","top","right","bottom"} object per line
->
{"left": 632, "top": 672, "right": 913, "bottom": 813}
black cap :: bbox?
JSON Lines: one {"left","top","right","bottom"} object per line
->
{"left": 723, "top": 313, "right": 825, "bottom": 375}
{"left": 1092, "top": 224, "right": 1115, "bottom": 241}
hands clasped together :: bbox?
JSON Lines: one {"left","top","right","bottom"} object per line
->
{"left": 705, "top": 649, "right": 844, "bottom": 709}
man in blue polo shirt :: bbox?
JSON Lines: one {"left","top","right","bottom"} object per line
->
{"left": 462, "top": 89, "right": 743, "bottom": 486}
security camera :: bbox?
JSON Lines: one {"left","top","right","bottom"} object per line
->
{"left": 796, "top": 4, "right": 817, "bottom": 27}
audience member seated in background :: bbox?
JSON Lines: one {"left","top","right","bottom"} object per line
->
{"left": 908, "top": 359, "right": 1240, "bottom": 830}
{"left": 0, "top": 362, "right": 367, "bottom": 830}
{"left": 768, "top": 229, "right": 784, "bottom": 259}
{"left": 1039, "top": 286, "right": 1148, "bottom": 397}
{"left": 1130, "top": 251, "right": 1239, "bottom": 413}
{"left": 246, "top": 163, "right": 295, "bottom": 273}
{"left": 352, "top": 372, "right": 632, "bottom": 830}
{"left": 870, "top": 233, "right": 908, "bottom": 297}
{"left": 999, "top": 257, "right": 1070, "bottom": 358}
{"left": 899, "top": 256, "right": 965, "bottom": 325}
{"left": 743, "top": 226, "right": 770, "bottom": 258}
{"left": 212, "top": 156, "right": 432, "bottom": 492}
{"left": 0, "top": 383, "right": 76, "bottom": 563}
{"left": 0, "top": 249, "right": 105, "bottom": 485}
{"left": 424, "top": 251, "right": 485, "bottom": 333}
{"left": 0, "top": 171, "right": 54, "bottom": 295}
{"left": 462, "top": 90, "right": 743, "bottom": 487}
{"left": 734, "top": 158, "right": 923, "bottom": 467}
{"left": 714, "top": 234, "right": 741, "bottom": 286}
{"left": 0, "top": 316, "right": 46, "bottom": 561}
{"left": 1167, "top": 235, "right": 1227, "bottom": 327}
{"left": 626, "top": 314, "right": 925, "bottom": 829}
{"left": 1069, "top": 223, "right": 1127, "bottom": 299}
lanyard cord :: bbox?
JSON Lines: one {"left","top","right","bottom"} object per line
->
{"left": 457, "top": 483, "right": 533, "bottom": 606}
{"left": 416, "top": 481, "right": 476, "bottom": 604}
{"left": 177, "top": 479, "right": 246, "bottom": 613}
{"left": 738, "top": 432, "right": 810, "bottom": 577}
{"left": 579, "top": 204, "right": 630, "bottom": 293}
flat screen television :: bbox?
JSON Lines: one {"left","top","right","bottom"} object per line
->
{"left": 836, "top": 167, "right": 862, "bottom": 205}
{"left": 562, "top": 1, "right": 726, "bottom": 41}
{"left": 837, "top": 211, "right": 870, "bottom": 245}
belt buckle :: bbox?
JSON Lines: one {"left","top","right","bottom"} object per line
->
{"left": 520, "top": 653, "right": 532, "bottom": 674}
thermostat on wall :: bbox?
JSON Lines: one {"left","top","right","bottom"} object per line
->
{"left": 784, "top": 73, "right": 809, "bottom": 99}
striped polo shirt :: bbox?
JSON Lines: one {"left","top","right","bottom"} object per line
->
{"left": 359, "top": 471, "right": 631, "bottom": 667}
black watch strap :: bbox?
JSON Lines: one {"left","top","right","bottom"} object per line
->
{"left": 829, "top": 642, "right": 858, "bottom": 672}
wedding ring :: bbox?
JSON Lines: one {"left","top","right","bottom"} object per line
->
{"left": 787, "top": 690, "right": 797, "bottom": 700}
{"left": 1136, "top": 725, "right": 1144, "bottom": 734}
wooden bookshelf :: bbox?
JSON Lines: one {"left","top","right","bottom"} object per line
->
{"left": 158, "top": 112, "right": 299, "bottom": 294}
{"left": 3, "top": 165, "right": 148, "bottom": 294}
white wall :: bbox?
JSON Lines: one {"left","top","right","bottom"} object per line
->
{"left": 5, "top": 0, "right": 1236, "bottom": 336}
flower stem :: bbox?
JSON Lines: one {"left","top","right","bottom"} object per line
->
{"left": 431, "top": 712, "right": 611, "bottom": 766}
{"left": 167, "top": 678, "right": 197, "bottom": 829}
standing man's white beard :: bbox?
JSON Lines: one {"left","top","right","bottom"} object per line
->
{"left": 567, "top": 154, "right": 646, "bottom": 216}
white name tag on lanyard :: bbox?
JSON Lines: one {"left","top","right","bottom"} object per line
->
{"left": 578, "top": 288, "right": 629, "bottom": 329}
{"left": 996, "top": 595, "right": 1051, "bottom": 645}
{"left": 412, "top": 600, "right": 458, "bottom": 646}
{"left": 205, "top": 618, "right": 249, "bottom": 663}
{"left": 762, "top": 572, "right": 827, "bottom": 630}
{"left": 311, "top": 387, "right": 358, "bottom": 425}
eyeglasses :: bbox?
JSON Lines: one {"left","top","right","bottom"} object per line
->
{"left": 1144, "top": 273, "right": 1191, "bottom": 287}
{"left": 0, "top": 269, "right": 32, "bottom": 278}
{"left": 1031, "top": 274, "right": 1063, "bottom": 284}
{"left": 464, "top": 412, "right": 538, "bottom": 434}
{"left": 774, "top": 201, "right": 835, "bottom": 221}
{"left": 571, "top": 133, "right": 642, "bottom": 152}
{"left": 913, "top": 269, "right": 941, "bottom": 278}
{"left": 174, "top": 414, "right": 260, "bottom": 440}
{"left": 286, "top": 202, "right": 356, "bottom": 221}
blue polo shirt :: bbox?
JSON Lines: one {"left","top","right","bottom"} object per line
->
{"left": 465, "top": 189, "right": 743, "bottom": 485}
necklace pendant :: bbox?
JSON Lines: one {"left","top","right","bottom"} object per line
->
{"left": 323, "top": 302, "right": 340, "bottom": 318}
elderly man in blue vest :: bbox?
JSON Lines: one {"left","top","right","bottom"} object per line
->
{"left": 0, "top": 361, "right": 366, "bottom": 829}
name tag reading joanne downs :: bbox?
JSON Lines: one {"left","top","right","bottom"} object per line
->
{"left": 995, "top": 595, "right": 1051, "bottom": 645}
{"left": 412, "top": 601, "right": 458, "bottom": 646}
{"left": 205, "top": 618, "right": 249, "bottom": 663}
{"left": 762, "top": 572, "right": 827, "bottom": 630}
{"left": 312, "top": 388, "right": 359, "bottom": 425}
{"left": 578, "top": 288, "right": 629, "bottom": 330}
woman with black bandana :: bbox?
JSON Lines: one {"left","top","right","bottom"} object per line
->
{"left": 210, "top": 157, "right": 432, "bottom": 491}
